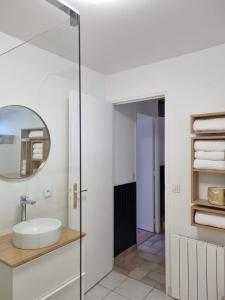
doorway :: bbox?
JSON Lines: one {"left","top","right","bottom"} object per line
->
{"left": 113, "top": 98, "right": 165, "bottom": 291}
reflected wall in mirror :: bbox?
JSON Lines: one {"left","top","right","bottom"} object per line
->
{"left": 0, "top": 105, "right": 50, "bottom": 180}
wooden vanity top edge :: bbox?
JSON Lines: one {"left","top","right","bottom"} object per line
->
{"left": 0, "top": 227, "right": 86, "bottom": 268}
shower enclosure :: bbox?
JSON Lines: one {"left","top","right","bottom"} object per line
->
{"left": 0, "top": 0, "right": 82, "bottom": 299}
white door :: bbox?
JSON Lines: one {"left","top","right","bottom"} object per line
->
{"left": 136, "top": 113, "right": 155, "bottom": 232}
{"left": 68, "top": 91, "right": 81, "bottom": 230}
{"left": 69, "top": 91, "right": 113, "bottom": 292}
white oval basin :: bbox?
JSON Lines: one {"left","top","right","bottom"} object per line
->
{"left": 12, "top": 218, "right": 62, "bottom": 249}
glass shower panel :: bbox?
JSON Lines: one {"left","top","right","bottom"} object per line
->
{"left": 0, "top": 1, "right": 82, "bottom": 299}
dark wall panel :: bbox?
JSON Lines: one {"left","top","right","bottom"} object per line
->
{"left": 114, "top": 182, "right": 136, "bottom": 257}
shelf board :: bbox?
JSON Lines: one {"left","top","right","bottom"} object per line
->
{"left": 193, "top": 130, "right": 225, "bottom": 135}
{"left": 193, "top": 168, "right": 225, "bottom": 174}
{"left": 32, "top": 159, "right": 43, "bottom": 162}
{"left": 192, "top": 135, "right": 225, "bottom": 140}
{"left": 192, "top": 222, "right": 225, "bottom": 232}
{"left": 191, "top": 111, "right": 225, "bottom": 118}
{"left": 192, "top": 205, "right": 225, "bottom": 215}
{"left": 191, "top": 205, "right": 225, "bottom": 232}
{"left": 192, "top": 199, "right": 225, "bottom": 210}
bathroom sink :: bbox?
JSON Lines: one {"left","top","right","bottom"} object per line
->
{"left": 12, "top": 218, "right": 62, "bottom": 249}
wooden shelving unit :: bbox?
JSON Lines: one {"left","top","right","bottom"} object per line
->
{"left": 191, "top": 111, "right": 225, "bottom": 231}
{"left": 191, "top": 205, "right": 225, "bottom": 233}
{"left": 20, "top": 128, "right": 50, "bottom": 177}
{"left": 191, "top": 111, "right": 225, "bottom": 135}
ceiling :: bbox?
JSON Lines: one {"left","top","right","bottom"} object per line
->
{"left": 1, "top": 0, "right": 225, "bottom": 74}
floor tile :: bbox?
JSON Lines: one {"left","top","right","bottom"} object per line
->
{"left": 151, "top": 240, "right": 165, "bottom": 251}
{"left": 144, "top": 271, "right": 165, "bottom": 285}
{"left": 85, "top": 284, "right": 110, "bottom": 300}
{"left": 141, "top": 277, "right": 165, "bottom": 292}
{"left": 137, "top": 229, "right": 154, "bottom": 245}
{"left": 104, "top": 292, "right": 128, "bottom": 300}
{"left": 148, "top": 234, "right": 163, "bottom": 243}
{"left": 100, "top": 271, "right": 127, "bottom": 290}
{"left": 138, "top": 244, "right": 159, "bottom": 255}
{"left": 145, "top": 288, "right": 173, "bottom": 299}
{"left": 115, "top": 278, "right": 153, "bottom": 300}
{"left": 113, "top": 266, "right": 130, "bottom": 276}
{"left": 128, "top": 267, "right": 149, "bottom": 280}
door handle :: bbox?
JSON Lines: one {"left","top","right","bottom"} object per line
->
{"left": 73, "top": 183, "right": 78, "bottom": 209}
{"left": 73, "top": 184, "right": 88, "bottom": 209}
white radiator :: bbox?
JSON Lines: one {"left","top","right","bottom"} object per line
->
{"left": 171, "top": 234, "right": 225, "bottom": 300}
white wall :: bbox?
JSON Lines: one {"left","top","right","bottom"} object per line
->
{"left": 114, "top": 104, "right": 136, "bottom": 185}
{"left": 0, "top": 34, "right": 106, "bottom": 236}
{"left": 107, "top": 43, "right": 225, "bottom": 293}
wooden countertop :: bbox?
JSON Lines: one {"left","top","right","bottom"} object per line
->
{"left": 0, "top": 227, "right": 85, "bottom": 268}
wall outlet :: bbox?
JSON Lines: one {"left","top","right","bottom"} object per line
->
{"left": 172, "top": 184, "right": 180, "bottom": 193}
{"left": 43, "top": 188, "right": 52, "bottom": 199}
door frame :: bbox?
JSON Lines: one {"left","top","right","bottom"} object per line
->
{"left": 113, "top": 91, "right": 168, "bottom": 292}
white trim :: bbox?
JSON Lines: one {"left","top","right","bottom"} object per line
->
{"left": 112, "top": 91, "right": 170, "bottom": 294}
{"left": 56, "top": 0, "right": 80, "bottom": 15}
{"left": 112, "top": 90, "right": 167, "bottom": 106}
{"left": 40, "top": 273, "right": 85, "bottom": 300}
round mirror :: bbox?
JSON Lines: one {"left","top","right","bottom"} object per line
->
{"left": 0, "top": 105, "right": 50, "bottom": 180}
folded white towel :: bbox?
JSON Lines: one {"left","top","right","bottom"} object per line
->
{"left": 32, "top": 154, "right": 43, "bottom": 160}
{"left": 33, "top": 149, "right": 43, "bottom": 154}
{"left": 195, "top": 212, "right": 225, "bottom": 229}
{"left": 29, "top": 130, "right": 43, "bottom": 138}
{"left": 194, "top": 159, "right": 225, "bottom": 170}
{"left": 195, "top": 151, "right": 225, "bottom": 161}
{"left": 194, "top": 140, "right": 225, "bottom": 152}
{"left": 193, "top": 117, "right": 225, "bottom": 132}
{"left": 21, "top": 160, "right": 26, "bottom": 176}
{"left": 33, "top": 143, "right": 43, "bottom": 149}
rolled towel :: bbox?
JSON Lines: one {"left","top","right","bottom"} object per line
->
{"left": 33, "top": 143, "right": 43, "bottom": 149}
{"left": 194, "top": 140, "right": 225, "bottom": 152}
{"left": 32, "top": 153, "right": 43, "bottom": 160}
{"left": 193, "top": 117, "right": 225, "bottom": 132}
{"left": 29, "top": 130, "right": 43, "bottom": 138}
{"left": 194, "top": 159, "right": 225, "bottom": 170}
{"left": 195, "top": 151, "right": 225, "bottom": 161}
{"left": 21, "top": 160, "right": 26, "bottom": 175}
{"left": 33, "top": 149, "right": 43, "bottom": 154}
{"left": 195, "top": 211, "right": 225, "bottom": 229}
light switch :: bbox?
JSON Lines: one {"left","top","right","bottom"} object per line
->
{"left": 172, "top": 184, "right": 180, "bottom": 193}
{"left": 44, "top": 188, "right": 52, "bottom": 199}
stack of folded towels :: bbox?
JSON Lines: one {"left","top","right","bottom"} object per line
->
{"left": 194, "top": 140, "right": 225, "bottom": 170}
{"left": 32, "top": 143, "right": 43, "bottom": 160}
{"left": 29, "top": 130, "right": 44, "bottom": 138}
{"left": 193, "top": 117, "right": 225, "bottom": 132}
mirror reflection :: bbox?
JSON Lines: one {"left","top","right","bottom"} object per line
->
{"left": 0, "top": 105, "right": 50, "bottom": 179}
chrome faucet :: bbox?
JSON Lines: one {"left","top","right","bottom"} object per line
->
{"left": 20, "top": 195, "right": 36, "bottom": 222}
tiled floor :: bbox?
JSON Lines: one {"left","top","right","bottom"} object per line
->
{"left": 85, "top": 271, "right": 173, "bottom": 300}
{"left": 114, "top": 232, "right": 165, "bottom": 291}
{"left": 137, "top": 229, "right": 155, "bottom": 245}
